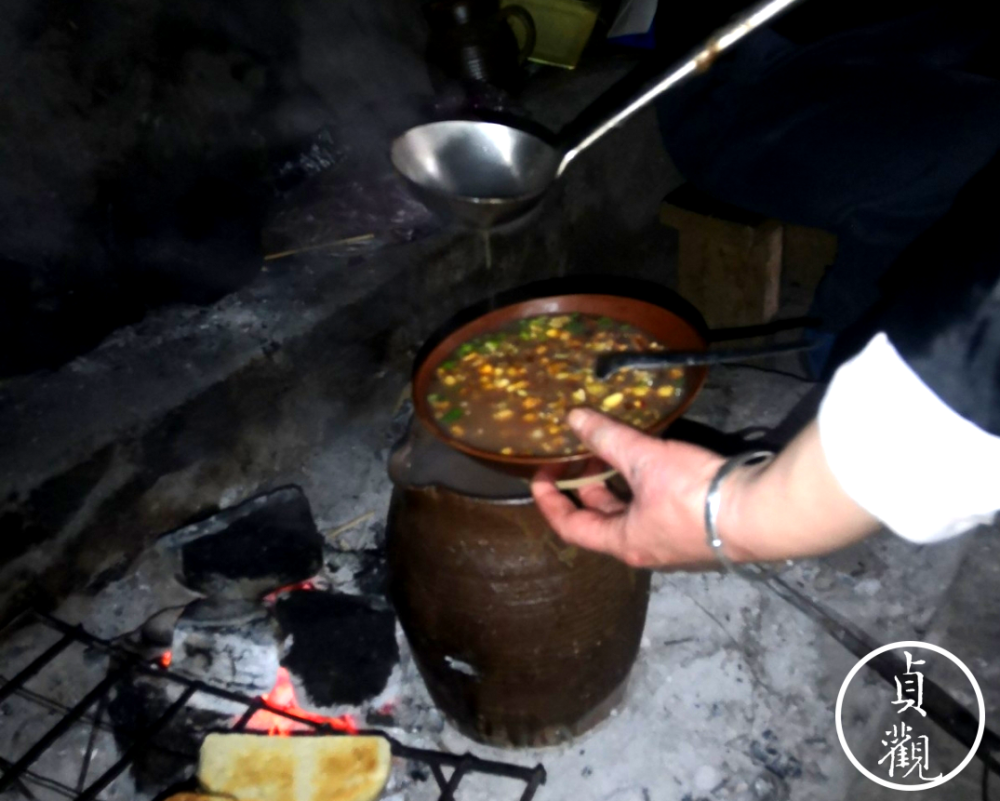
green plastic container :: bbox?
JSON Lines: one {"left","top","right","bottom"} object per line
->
{"left": 501, "top": 0, "right": 599, "bottom": 69}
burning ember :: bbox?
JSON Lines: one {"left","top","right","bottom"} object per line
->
{"left": 245, "top": 667, "right": 358, "bottom": 736}
{"left": 153, "top": 646, "right": 356, "bottom": 736}
{"left": 263, "top": 579, "right": 317, "bottom": 604}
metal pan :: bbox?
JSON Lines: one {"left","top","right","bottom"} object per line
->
{"left": 392, "top": 0, "right": 805, "bottom": 228}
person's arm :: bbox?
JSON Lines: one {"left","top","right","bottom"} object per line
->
{"left": 531, "top": 409, "right": 878, "bottom": 569}
{"left": 532, "top": 333, "right": 1000, "bottom": 568}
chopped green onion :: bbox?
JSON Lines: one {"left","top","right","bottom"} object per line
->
{"left": 442, "top": 408, "right": 463, "bottom": 423}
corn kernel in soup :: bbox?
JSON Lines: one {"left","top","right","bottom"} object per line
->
{"left": 426, "top": 313, "right": 686, "bottom": 456}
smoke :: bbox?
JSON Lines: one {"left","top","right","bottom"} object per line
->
{"left": 0, "top": 0, "right": 435, "bottom": 376}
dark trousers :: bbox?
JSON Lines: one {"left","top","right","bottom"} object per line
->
{"left": 655, "top": 7, "right": 1000, "bottom": 372}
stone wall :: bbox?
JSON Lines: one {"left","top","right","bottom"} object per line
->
{"left": 0, "top": 96, "right": 682, "bottom": 623}
{"left": 0, "top": 0, "right": 431, "bottom": 376}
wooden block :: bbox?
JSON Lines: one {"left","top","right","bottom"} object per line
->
{"left": 661, "top": 202, "right": 782, "bottom": 329}
{"left": 782, "top": 224, "right": 838, "bottom": 299}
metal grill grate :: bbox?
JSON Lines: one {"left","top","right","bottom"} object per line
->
{"left": 0, "top": 611, "right": 546, "bottom": 801}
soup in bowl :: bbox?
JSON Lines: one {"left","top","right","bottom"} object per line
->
{"left": 412, "top": 295, "right": 708, "bottom": 476}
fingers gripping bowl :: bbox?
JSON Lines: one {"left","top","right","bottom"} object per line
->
{"left": 412, "top": 294, "right": 708, "bottom": 477}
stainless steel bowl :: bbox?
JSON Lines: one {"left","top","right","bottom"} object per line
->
{"left": 390, "top": 121, "right": 561, "bottom": 228}
{"left": 391, "top": 0, "right": 805, "bottom": 229}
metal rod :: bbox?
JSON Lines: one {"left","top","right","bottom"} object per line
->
{"left": 760, "top": 572, "right": 1000, "bottom": 776}
{"left": 706, "top": 317, "right": 820, "bottom": 343}
{"left": 0, "top": 757, "right": 41, "bottom": 801}
{"left": 0, "top": 678, "right": 117, "bottom": 730}
{"left": 557, "top": 0, "right": 806, "bottom": 174}
{"left": 76, "top": 685, "right": 198, "bottom": 801}
{"left": 391, "top": 742, "right": 541, "bottom": 781}
{"left": 76, "top": 694, "right": 107, "bottom": 792}
{"left": 232, "top": 701, "right": 261, "bottom": 731}
{"left": 0, "top": 756, "right": 74, "bottom": 800}
{"left": 439, "top": 756, "right": 472, "bottom": 801}
{"left": 36, "top": 614, "right": 320, "bottom": 714}
{"left": 0, "top": 669, "right": 127, "bottom": 795}
{"left": 594, "top": 339, "right": 816, "bottom": 379}
{"left": 520, "top": 765, "right": 548, "bottom": 801}
{"left": 0, "top": 633, "right": 74, "bottom": 706}
{"left": 430, "top": 763, "right": 448, "bottom": 791}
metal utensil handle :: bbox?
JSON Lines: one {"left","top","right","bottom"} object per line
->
{"left": 594, "top": 338, "right": 816, "bottom": 377}
{"left": 556, "top": 0, "right": 805, "bottom": 176}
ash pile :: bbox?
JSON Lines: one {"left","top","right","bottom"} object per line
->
{"left": 0, "top": 486, "right": 443, "bottom": 801}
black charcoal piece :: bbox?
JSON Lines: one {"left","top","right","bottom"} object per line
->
{"left": 275, "top": 591, "right": 398, "bottom": 707}
{"left": 172, "top": 486, "right": 322, "bottom": 598}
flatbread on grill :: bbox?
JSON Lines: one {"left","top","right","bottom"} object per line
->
{"left": 197, "top": 733, "right": 391, "bottom": 801}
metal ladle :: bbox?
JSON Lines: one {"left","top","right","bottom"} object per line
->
{"left": 392, "top": 0, "right": 805, "bottom": 229}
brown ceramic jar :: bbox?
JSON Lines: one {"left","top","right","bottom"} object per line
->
{"left": 387, "top": 427, "right": 650, "bottom": 747}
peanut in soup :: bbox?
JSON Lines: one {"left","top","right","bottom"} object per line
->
{"left": 426, "top": 313, "right": 686, "bottom": 456}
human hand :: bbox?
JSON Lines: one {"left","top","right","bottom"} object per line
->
{"left": 531, "top": 408, "right": 727, "bottom": 569}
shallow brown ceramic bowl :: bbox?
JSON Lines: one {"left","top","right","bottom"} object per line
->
{"left": 412, "top": 293, "right": 708, "bottom": 477}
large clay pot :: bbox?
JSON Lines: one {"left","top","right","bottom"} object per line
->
{"left": 387, "top": 425, "right": 650, "bottom": 746}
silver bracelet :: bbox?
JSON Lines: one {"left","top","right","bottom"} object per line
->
{"left": 704, "top": 450, "right": 775, "bottom": 573}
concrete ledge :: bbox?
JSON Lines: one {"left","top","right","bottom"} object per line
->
{"left": 0, "top": 107, "right": 681, "bottom": 623}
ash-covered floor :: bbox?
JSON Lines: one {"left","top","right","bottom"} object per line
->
{"left": 4, "top": 357, "right": 995, "bottom": 801}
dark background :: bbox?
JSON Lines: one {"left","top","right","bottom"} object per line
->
{"left": 0, "top": 0, "right": 978, "bottom": 378}
{"left": 0, "top": 0, "right": 430, "bottom": 377}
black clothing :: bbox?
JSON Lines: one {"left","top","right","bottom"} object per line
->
{"left": 655, "top": 3, "right": 1000, "bottom": 367}
{"left": 883, "top": 153, "right": 1000, "bottom": 437}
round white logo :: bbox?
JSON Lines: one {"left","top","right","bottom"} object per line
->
{"left": 835, "top": 641, "right": 985, "bottom": 791}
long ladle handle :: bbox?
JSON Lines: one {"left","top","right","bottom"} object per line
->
{"left": 593, "top": 338, "right": 818, "bottom": 378}
{"left": 555, "top": 0, "right": 805, "bottom": 177}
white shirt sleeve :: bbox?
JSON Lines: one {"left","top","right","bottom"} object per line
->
{"left": 818, "top": 332, "right": 1000, "bottom": 543}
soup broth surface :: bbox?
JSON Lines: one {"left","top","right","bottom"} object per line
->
{"left": 425, "top": 313, "right": 687, "bottom": 456}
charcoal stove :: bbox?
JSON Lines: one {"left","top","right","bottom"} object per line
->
{"left": 0, "top": 482, "right": 547, "bottom": 800}
{"left": 0, "top": 610, "right": 546, "bottom": 801}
